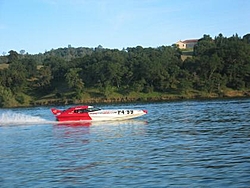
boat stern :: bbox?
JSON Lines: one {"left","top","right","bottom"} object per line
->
{"left": 51, "top": 108, "right": 62, "bottom": 115}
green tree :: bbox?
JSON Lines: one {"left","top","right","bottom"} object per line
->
{"left": 36, "top": 66, "right": 53, "bottom": 89}
{"left": 7, "top": 61, "right": 27, "bottom": 92}
{"left": 43, "top": 56, "right": 68, "bottom": 81}
{"left": 7, "top": 50, "right": 19, "bottom": 64}
{"left": 193, "top": 34, "right": 216, "bottom": 56}
{"left": 19, "top": 57, "right": 38, "bottom": 78}
{"left": 243, "top": 33, "right": 250, "bottom": 44}
{"left": 0, "top": 85, "right": 18, "bottom": 107}
{"left": 65, "top": 68, "right": 84, "bottom": 92}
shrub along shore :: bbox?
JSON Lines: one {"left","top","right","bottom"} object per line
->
{"left": 32, "top": 89, "right": 250, "bottom": 107}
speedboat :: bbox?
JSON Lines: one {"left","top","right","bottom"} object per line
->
{"left": 51, "top": 105, "right": 147, "bottom": 122}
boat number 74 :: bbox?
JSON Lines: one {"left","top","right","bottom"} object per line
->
{"left": 118, "top": 110, "right": 133, "bottom": 115}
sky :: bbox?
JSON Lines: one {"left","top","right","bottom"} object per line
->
{"left": 0, "top": 0, "right": 249, "bottom": 54}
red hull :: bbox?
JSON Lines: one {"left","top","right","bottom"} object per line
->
{"left": 56, "top": 114, "right": 92, "bottom": 121}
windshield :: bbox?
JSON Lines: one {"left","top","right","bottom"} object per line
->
{"left": 74, "top": 107, "right": 101, "bottom": 113}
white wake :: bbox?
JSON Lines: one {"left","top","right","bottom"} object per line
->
{"left": 0, "top": 111, "right": 54, "bottom": 126}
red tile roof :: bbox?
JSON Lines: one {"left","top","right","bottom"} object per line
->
{"left": 182, "top": 39, "right": 198, "bottom": 43}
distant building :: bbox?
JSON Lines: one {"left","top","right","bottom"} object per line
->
{"left": 176, "top": 39, "right": 198, "bottom": 49}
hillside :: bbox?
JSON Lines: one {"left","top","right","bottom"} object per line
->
{"left": 0, "top": 33, "right": 250, "bottom": 107}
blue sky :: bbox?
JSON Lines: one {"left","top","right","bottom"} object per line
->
{"left": 0, "top": 0, "right": 249, "bottom": 54}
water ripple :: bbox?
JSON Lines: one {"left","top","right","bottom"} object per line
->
{"left": 0, "top": 99, "right": 250, "bottom": 187}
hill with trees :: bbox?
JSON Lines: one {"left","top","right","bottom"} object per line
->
{"left": 0, "top": 33, "right": 250, "bottom": 107}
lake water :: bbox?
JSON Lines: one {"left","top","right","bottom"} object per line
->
{"left": 0, "top": 99, "right": 250, "bottom": 187}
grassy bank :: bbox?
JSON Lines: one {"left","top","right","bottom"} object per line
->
{"left": 32, "top": 88, "right": 250, "bottom": 107}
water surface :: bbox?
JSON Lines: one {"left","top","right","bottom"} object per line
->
{"left": 0, "top": 99, "right": 250, "bottom": 187}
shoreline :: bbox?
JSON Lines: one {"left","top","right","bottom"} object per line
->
{"left": 1, "top": 90, "right": 249, "bottom": 108}
{"left": 31, "top": 90, "right": 250, "bottom": 107}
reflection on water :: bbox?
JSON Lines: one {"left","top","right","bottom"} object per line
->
{"left": 53, "top": 120, "right": 148, "bottom": 143}
{"left": 0, "top": 99, "right": 250, "bottom": 187}
{"left": 55, "top": 119, "right": 147, "bottom": 127}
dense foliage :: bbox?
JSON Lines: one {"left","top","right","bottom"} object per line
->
{"left": 0, "top": 33, "right": 250, "bottom": 107}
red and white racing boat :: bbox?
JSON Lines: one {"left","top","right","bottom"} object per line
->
{"left": 51, "top": 105, "right": 147, "bottom": 122}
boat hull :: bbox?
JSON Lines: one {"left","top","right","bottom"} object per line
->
{"left": 53, "top": 108, "right": 147, "bottom": 122}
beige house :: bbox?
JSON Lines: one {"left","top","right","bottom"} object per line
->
{"left": 176, "top": 39, "right": 198, "bottom": 49}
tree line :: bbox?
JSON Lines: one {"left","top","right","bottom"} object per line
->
{"left": 0, "top": 33, "right": 250, "bottom": 107}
